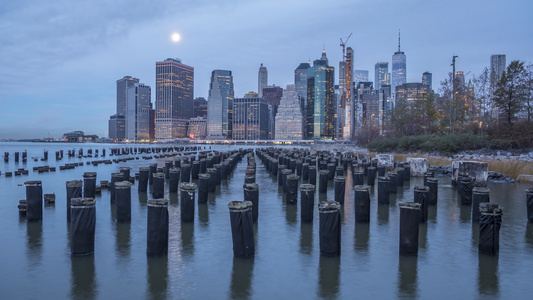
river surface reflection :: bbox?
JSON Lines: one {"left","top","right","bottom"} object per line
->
{"left": 0, "top": 142, "right": 532, "bottom": 299}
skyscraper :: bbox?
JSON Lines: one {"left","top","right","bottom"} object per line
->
{"left": 375, "top": 62, "right": 390, "bottom": 90}
{"left": 307, "top": 50, "right": 335, "bottom": 139}
{"left": 422, "top": 72, "right": 432, "bottom": 90}
{"left": 354, "top": 70, "right": 369, "bottom": 87}
{"left": 295, "top": 62, "right": 310, "bottom": 112}
{"left": 258, "top": 64, "right": 268, "bottom": 98}
{"left": 109, "top": 76, "right": 139, "bottom": 139}
{"left": 345, "top": 47, "right": 354, "bottom": 140}
{"left": 490, "top": 54, "right": 506, "bottom": 88}
{"left": 275, "top": 85, "right": 303, "bottom": 140}
{"left": 155, "top": 58, "right": 194, "bottom": 140}
{"left": 116, "top": 76, "right": 139, "bottom": 117}
{"left": 262, "top": 85, "right": 283, "bottom": 139}
{"left": 391, "top": 31, "right": 406, "bottom": 102}
{"left": 207, "top": 70, "right": 234, "bottom": 139}
{"left": 193, "top": 97, "right": 207, "bottom": 118}
{"left": 125, "top": 83, "right": 151, "bottom": 141}
{"left": 108, "top": 114, "right": 125, "bottom": 140}
{"left": 395, "top": 82, "right": 430, "bottom": 103}
{"left": 232, "top": 95, "right": 269, "bottom": 140}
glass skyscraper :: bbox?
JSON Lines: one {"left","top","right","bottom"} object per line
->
{"left": 374, "top": 62, "right": 390, "bottom": 90}
{"left": 490, "top": 54, "right": 506, "bottom": 88}
{"left": 354, "top": 70, "right": 369, "bottom": 85}
{"left": 116, "top": 76, "right": 139, "bottom": 118}
{"left": 294, "top": 62, "right": 310, "bottom": 113}
{"left": 155, "top": 58, "right": 194, "bottom": 140}
{"left": 422, "top": 72, "right": 432, "bottom": 90}
{"left": 207, "top": 70, "right": 234, "bottom": 139}
{"left": 391, "top": 32, "right": 406, "bottom": 102}
{"left": 125, "top": 83, "right": 151, "bottom": 141}
{"left": 306, "top": 50, "right": 335, "bottom": 139}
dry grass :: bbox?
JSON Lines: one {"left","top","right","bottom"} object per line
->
{"left": 486, "top": 160, "right": 533, "bottom": 179}
{"left": 390, "top": 153, "right": 533, "bottom": 179}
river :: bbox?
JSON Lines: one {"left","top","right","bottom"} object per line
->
{"left": 0, "top": 142, "right": 532, "bottom": 299}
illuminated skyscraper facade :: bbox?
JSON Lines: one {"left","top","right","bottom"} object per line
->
{"left": 275, "top": 85, "right": 303, "bottom": 140}
{"left": 207, "top": 70, "right": 234, "bottom": 139}
{"left": 232, "top": 96, "right": 269, "bottom": 140}
{"left": 395, "top": 82, "right": 430, "bottom": 103}
{"left": 374, "top": 62, "right": 390, "bottom": 90}
{"left": 155, "top": 58, "right": 194, "bottom": 140}
{"left": 354, "top": 70, "right": 369, "bottom": 85}
{"left": 306, "top": 50, "right": 335, "bottom": 139}
{"left": 391, "top": 32, "right": 406, "bottom": 103}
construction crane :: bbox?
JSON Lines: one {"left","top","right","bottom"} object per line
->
{"left": 340, "top": 33, "right": 352, "bottom": 61}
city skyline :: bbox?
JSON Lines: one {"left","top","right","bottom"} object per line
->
{"left": 1, "top": 0, "right": 532, "bottom": 139}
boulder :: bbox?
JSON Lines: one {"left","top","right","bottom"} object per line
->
{"left": 406, "top": 158, "right": 429, "bottom": 177}
{"left": 376, "top": 154, "right": 394, "bottom": 167}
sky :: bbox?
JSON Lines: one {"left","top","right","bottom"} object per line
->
{"left": 1, "top": 0, "right": 532, "bottom": 139}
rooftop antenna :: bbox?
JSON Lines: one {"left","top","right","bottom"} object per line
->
{"left": 398, "top": 29, "right": 401, "bottom": 52}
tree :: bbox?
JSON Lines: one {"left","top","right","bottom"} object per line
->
{"left": 525, "top": 63, "right": 533, "bottom": 122}
{"left": 492, "top": 60, "right": 528, "bottom": 125}
{"left": 390, "top": 92, "right": 440, "bottom": 136}
{"left": 439, "top": 72, "right": 468, "bottom": 133}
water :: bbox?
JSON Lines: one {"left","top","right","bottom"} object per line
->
{"left": 1, "top": 142, "right": 533, "bottom": 299}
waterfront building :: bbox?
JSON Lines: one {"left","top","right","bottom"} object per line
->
{"left": 155, "top": 58, "right": 194, "bottom": 140}
{"left": 374, "top": 62, "right": 390, "bottom": 90}
{"left": 306, "top": 50, "right": 335, "bottom": 139}
{"left": 422, "top": 72, "right": 432, "bottom": 90}
{"left": 391, "top": 32, "right": 406, "bottom": 103}
{"left": 207, "top": 70, "right": 234, "bottom": 139}
{"left": 258, "top": 64, "right": 268, "bottom": 98}
{"left": 108, "top": 114, "right": 125, "bottom": 140}
{"left": 125, "top": 83, "right": 151, "bottom": 141}
{"left": 109, "top": 76, "right": 139, "bottom": 140}
{"left": 188, "top": 117, "right": 207, "bottom": 140}
{"left": 275, "top": 85, "right": 303, "bottom": 140}
{"left": 232, "top": 95, "right": 269, "bottom": 140}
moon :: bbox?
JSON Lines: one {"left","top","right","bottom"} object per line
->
{"left": 171, "top": 32, "right": 181, "bottom": 43}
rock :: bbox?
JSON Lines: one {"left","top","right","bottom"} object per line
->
{"left": 376, "top": 154, "right": 394, "bottom": 167}
{"left": 406, "top": 157, "right": 429, "bottom": 177}
{"left": 452, "top": 161, "right": 488, "bottom": 186}
{"left": 517, "top": 175, "right": 533, "bottom": 183}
